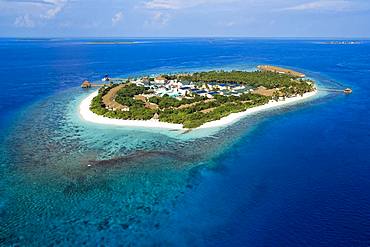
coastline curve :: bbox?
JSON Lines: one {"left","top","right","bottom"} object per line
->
{"left": 79, "top": 90, "right": 318, "bottom": 130}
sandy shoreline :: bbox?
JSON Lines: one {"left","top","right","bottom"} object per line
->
{"left": 79, "top": 89, "right": 318, "bottom": 130}
{"left": 79, "top": 91, "right": 183, "bottom": 129}
{"left": 198, "top": 90, "right": 317, "bottom": 128}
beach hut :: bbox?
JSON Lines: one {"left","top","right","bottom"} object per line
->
{"left": 152, "top": 112, "right": 160, "bottom": 120}
{"left": 81, "top": 80, "right": 91, "bottom": 88}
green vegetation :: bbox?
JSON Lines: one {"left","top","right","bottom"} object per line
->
{"left": 148, "top": 95, "right": 203, "bottom": 109}
{"left": 89, "top": 70, "right": 315, "bottom": 128}
{"left": 116, "top": 83, "right": 148, "bottom": 97}
{"left": 90, "top": 85, "right": 155, "bottom": 120}
{"left": 115, "top": 84, "right": 148, "bottom": 107}
{"left": 178, "top": 70, "right": 314, "bottom": 93}
{"left": 90, "top": 86, "right": 113, "bottom": 116}
{"left": 159, "top": 93, "right": 269, "bottom": 128}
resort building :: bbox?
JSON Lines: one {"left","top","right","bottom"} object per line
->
{"left": 218, "top": 83, "right": 229, "bottom": 90}
{"left": 179, "top": 86, "right": 192, "bottom": 96}
{"left": 194, "top": 90, "right": 208, "bottom": 97}
{"left": 207, "top": 91, "right": 219, "bottom": 98}
{"left": 154, "top": 76, "right": 167, "bottom": 84}
{"left": 204, "top": 82, "right": 218, "bottom": 90}
{"left": 92, "top": 74, "right": 259, "bottom": 103}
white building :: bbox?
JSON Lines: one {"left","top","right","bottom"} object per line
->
{"left": 178, "top": 86, "right": 192, "bottom": 96}
{"left": 154, "top": 76, "right": 167, "bottom": 84}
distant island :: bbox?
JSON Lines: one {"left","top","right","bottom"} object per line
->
{"left": 80, "top": 66, "right": 317, "bottom": 129}
{"left": 85, "top": 41, "right": 138, "bottom": 45}
{"left": 318, "top": 41, "right": 362, "bottom": 45}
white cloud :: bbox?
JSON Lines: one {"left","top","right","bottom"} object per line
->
{"left": 3, "top": 0, "right": 68, "bottom": 21}
{"left": 1, "top": 0, "right": 55, "bottom": 5}
{"left": 144, "top": 0, "right": 180, "bottom": 10}
{"left": 282, "top": 0, "right": 353, "bottom": 12}
{"left": 42, "top": 0, "right": 67, "bottom": 19}
{"left": 144, "top": 11, "right": 170, "bottom": 27}
{"left": 112, "top": 11, "right": 124, "bottom": 25}
{"left": 41, "top": 4, "right": 63, "bottom": 19}
{"left": 143, "top": 0, "right": 238, "bottom": 10}
{"left": 152, "top": 12, "right": 169, "bottom": 25}
{"left": 14, "top": 14, "right": 35, "bottom": 27}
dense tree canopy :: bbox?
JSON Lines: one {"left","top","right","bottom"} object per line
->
{"left": 178, "top": 70, "right": 309, "bottom": 89}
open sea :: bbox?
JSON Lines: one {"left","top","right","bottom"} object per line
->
{"left": 0, "top": 38, "right": 370, "bottom": 246}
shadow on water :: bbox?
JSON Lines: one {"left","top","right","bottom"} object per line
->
{"left": 86, "top": 150, "right": 188, "bottom": 168}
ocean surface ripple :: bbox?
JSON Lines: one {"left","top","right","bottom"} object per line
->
{"left": 0, "top": 38, "right": 370, "bottom": 246}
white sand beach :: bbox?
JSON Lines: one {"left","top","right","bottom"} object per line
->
{"left": 79, "top": 89, "right": 318, "bottom": 130}
{"left": 198, "top": 90, "right": 317, "bottom": 128}
{"left": 79, "top": 91, "right": 184, "bottom": 129}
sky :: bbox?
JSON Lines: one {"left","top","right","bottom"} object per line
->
{"left": 0, "top": 0, "right": 370, "bottom": 37}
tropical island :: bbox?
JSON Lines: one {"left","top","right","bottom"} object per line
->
{"left": 80, "top": 66, "right": 317, "bottom": 129}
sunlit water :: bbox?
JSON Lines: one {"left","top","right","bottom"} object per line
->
{"left": 0, "top": 39, "right": 369, "bottom": 246}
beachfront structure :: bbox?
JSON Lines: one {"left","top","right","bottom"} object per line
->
{"left": 168, "top": 79, "right": 182, "bottom": 88}
{"left": 218, "top": 84, "right": 230, "bottom": 90}
{"left": 130, "top": 78, "right": 144, "bottom": 86}
{"left": 204, "top": 82, "right": 218, "bottom": 90}
{"left": 207, "top": 91, "right": 219, "bottom": 98}
{"left": 179, "top": 86, "right": 192, "bottom": 96}
{"left": 81, "top": 80, "right": 92, "bottom": 88}
{"left": 194, "top": 90, "right": 208, "bottom": 97}
{"left": 230, "top": 84, "right": 246, "bottom": 90}
{"left": 219, "top": 90, "right": 235, "bottom": 96}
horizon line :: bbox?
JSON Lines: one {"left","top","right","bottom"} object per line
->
{"left": 0, "top": 36, "right": 369, "bottom": 40}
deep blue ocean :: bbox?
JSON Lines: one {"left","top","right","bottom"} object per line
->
{"left": 0, "top": 38, "right": 370, "bottom": 246}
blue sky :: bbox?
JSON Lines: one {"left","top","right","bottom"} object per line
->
{"left": 0, "top": 0, "right": 370, "bottom": 37}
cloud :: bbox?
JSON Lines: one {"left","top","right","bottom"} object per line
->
{"left": 151, "top": 12, "right": 169, "bottom": 25}
{"left": 41, "top": 0, "right": 67, "bottom": 19}
{"left": 144, "top": 0, "right": 180, "bottom": 10}
{"left": 112, "top": 11, "right": 123, "bottom": 25}
{"left": 2, "top": 0, "right": 68, "bottom": 20}
{"left": 41, "top": 4, "right": 63, "bottom": 19}
{"left": 282, "top": 0, "right": 353, "bottom": 12}
{"left": 1, "top": 0, "right": 55, "bottom": 5}
{"left": 143, "top": 0, "right": 238, "bottom": 10}
{"left": 144, "top": 11, "right": 170, "bottom": 27}
{"left": 14, "top": 14, "right": 35, "bottom": 27}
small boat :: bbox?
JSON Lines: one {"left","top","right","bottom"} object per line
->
{"left": 344, "top": 88, "right": 352, "bottom": 94}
